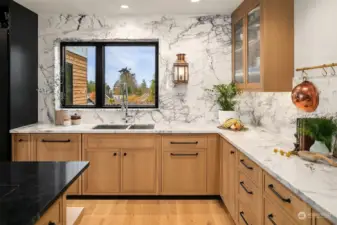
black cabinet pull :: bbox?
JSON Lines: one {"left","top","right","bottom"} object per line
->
{"left": 48, "top": 222, "right": 56, "bottom": 225}
{"left": 230, "top": 150, "right": 235, "bottom": 154}
{"left": 170, "top": 153, "right": 199, "bottom": 157}
{"left": 268, "top": 184, "right": 291, "bottom": 203}
{"left": 267, "top": 214, "right": 277, "bottom": 225}
{"left": 239, "top": 212, "right": 249, "bottom": 225}
{"left": 18, "top": 139, "right": 28, "bottom": 142}
{"left": 113, "top": 153, "right": 117, "bottom": 156}
{"left": 240, "top": 159, "right": 253, "bottom": 170}
{"left": 240, "top": 181, "right": 253, "bottom": 195}
{"left": 170, "top": 141, "right": 198, "bottom": 145}
{"left": 41, "top": 139, "right": 71, "bottom": 143}
{"left": 124, "top": 153, "right": 127, "bottom": 156}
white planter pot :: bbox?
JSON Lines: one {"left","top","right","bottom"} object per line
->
{"left": 218, "top": 111, "right": 238, "bottom": 124}
{"left": 310, "top": 140, "right": 330, "bottom": 155}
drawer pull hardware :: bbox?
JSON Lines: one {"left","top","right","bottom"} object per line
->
{"left": 48, "top": 222, "right": 56, "bottom": 225}
{"left": 239, "top": 212, "right": 249, "bottom": 225}
{"left": 41, "top": 139, "right": 71, "bottom": 143}
{"left": 230, "top": 150, "right": 235, "bottom": 154}
{"left": 240, "top": 181, "right": 253, "bottom": 195}
{"left": 170, "top": 153, "right": 199, "bottom": 157}
{"left": 124, "top": 153, "right": 127, "bottom": 156}
{"left": 240, "top": 159, "right": 253, "bottom": 170}
{"left": 113, "top": 153, "right": 117, "bottom": 156}
{"left": 268, "top": 184, "right": 291, "bottom": 203}
{"left": 267, "top": 214, "right": 277, "bottom": 225}
{"left": 170, "top": 141, "right": 198, "bottom": 145}
{"left": 18, "top": 139, "right": 28, "bottom": 142}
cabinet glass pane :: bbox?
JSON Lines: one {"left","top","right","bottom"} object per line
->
{"left": 247, "top": 6, "right": 261, "bottom": 83}
{"left": 234, "top": 19, "right": 244, "bottom": 84}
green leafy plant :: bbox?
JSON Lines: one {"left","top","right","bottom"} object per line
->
{"left": 206, "top": 83, "right": 241, "bottom": 111}
{"left": 298, "top": 117, "right": 337, "bottom": 151}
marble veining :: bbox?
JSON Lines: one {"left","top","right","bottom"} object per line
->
{"left": 0, "top": 161, "right": 89, "bottom": 225}
{"left": 10, "top": 123, "right": 337, "bottom": 223}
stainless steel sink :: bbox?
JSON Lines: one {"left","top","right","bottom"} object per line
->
{"left": 92, "top": 124, "right": 129, "bottom": 129}
{"left": 128, "top": 124, "right": 155, "bottom": 130}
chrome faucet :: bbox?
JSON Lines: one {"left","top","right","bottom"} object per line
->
{"left": 121, "top": 82, "right": 132, "bottom": 123}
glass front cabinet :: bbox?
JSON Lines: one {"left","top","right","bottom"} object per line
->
{"left": 231, "top": 0, "right": 294, "bottom": 92}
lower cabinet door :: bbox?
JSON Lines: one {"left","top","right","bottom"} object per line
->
{"left": 264, "top": 197, "right": 297, "bottom": 225}
{"left": 162, "top": 151, "right": 206, "bottom": 194}
{"left": 83, "top": 149, "right": 120, "bottom": 194}
{"left": 121, "top": 149, "right": 156, "bottom": 193}
{"left": 238, "top": 201, "right": 258, "bottom": 225}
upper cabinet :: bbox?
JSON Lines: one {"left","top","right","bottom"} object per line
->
{"left": 232, "top": 0, "right": 294, "bottom": 92}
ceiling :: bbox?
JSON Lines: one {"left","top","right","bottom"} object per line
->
{"left": 14, "top": 0, "right": 243, "bottom": 15}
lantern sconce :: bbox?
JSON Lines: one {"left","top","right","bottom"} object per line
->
{"left": 173, "top": 53, "right": 189, "bottom": 84}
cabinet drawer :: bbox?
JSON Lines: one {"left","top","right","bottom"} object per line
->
{"left": 238, "top": 171, "right": 262, "bottom": 223}
{"left": 162, "top": 135, "right": 207, "bottom": 150}
{"left": 162, "top": 151, "right": 206, "bottom": 194}
{"left": 238, "top": 152, "right": 262, "bottom": 186}
{"left": 312, "top": 210, "right": 333, "bottom": 225}
{"left": 264, "top": 173, "right": 311, "bottom": 225}
{"left": 238, "top": 201, "right": 259, "bottom": 225}
{"left": 35, "top": 197, "right": 63, "bottom": 225}
{"left": 84, "top": 134, "right": 155, "bottom": 149}
{"left": 264, "top": 197, "right": 297, "bottom": 225}
{"left": 12, "top": 134, "right": 31, "bottom": 161}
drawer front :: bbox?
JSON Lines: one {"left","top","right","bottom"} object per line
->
{"left": 264, "top": 197, "right": 297, "bottom": 225}
{"left": 238, "top": 171, "right": 261, "bottom": 222}
{"left": 84, "top": 134, "right": 155, "bottom": 149}
{"left": 264, "top": 173, "right": 311, "bottom": 225}
{"left": 162, "top": 151, "right": 206, "bottom": 194}
{"left": 238, "top": 201, "right": 259, "bottom": 225}
{"left": 12, "top": 134, "right": 31, "bottom": 161}
{"left": 35, "top": 198, "right": 62, "bottom": 225}
{"left": 162, "top": 135, "right": 207, "bottom": 150}
{"left": 238, "top": 153, "right": 262, "bottom": 185}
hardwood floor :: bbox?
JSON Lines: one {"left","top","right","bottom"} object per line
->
{"left": 67, "top": 199, "right": 235, "bottom": 225}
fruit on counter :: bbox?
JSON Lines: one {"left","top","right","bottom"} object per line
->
{"left": 223, "top": 118, "right": 244, "bottom": 131}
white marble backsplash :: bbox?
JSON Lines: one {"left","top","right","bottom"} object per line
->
{"left": 38, "top": 13, "right": 337, "bottom": 132}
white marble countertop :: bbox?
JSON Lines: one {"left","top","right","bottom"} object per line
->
{"left": 10, "top": 123, "right": 337, "bottom": 223}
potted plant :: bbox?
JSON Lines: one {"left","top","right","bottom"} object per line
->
{"left": 298, "top": 117, "right": 337, "bottom": 154}
{"left": 206, "top": 83, "right": 241, "bottom": 124}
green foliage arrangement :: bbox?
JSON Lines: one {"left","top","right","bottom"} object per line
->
{"left": 299, "top": 117, "right": 337, "bottom": 151}
{"left": 206, "top": 83, "right": 241, "bottom": 111}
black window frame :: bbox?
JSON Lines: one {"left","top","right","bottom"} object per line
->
{"left": 60, "top": 41, "right": 159, "bottom": 109}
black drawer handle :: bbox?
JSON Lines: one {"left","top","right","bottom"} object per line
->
{"left": 240, "top": 181, "right": 253, "bottom": 195}
{"left": 48, "top": 222, "right": 56, "bottom": 225}
{"left": 268, "top": 184, "right": 291, "bottom": 203}
{"left": 113, "top": 153, "right": 117, "bottom": 156}
{"left": 267, "top": 214, "right": 277, "bottom": 225}
{"left": 170, "top": 141, "right": 198, "bottom": 145}
{"left": 239, "top": 212, "right": 249, "bottom": 225}
{"left": 240, "top": 159, "right": 253, "bottom": 170}
{"left": 124, "top": 153, "right": 127, "bottom": 156}
{"left": 18, "top": 139, "right": 28, "bottom": 142}
{"left": 230, "top": 150, "right": 235, "bottom": 154}
{"left": 170, "top": 153, "right": 199, "bottom": 157}
{"left": 41, "top": 139, "right": 71, "bottom": 143}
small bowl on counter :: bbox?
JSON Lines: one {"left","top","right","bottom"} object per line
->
{"left": 71, "top": 114, "right": 81, "bottom": 125}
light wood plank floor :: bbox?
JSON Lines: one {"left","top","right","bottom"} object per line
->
{"left": 67, "top": 199, "right": 235, "bottom": 225}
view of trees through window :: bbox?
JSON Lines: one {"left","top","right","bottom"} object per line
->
{"left": 62, "top": 43, "right": 158, "bottom": 108}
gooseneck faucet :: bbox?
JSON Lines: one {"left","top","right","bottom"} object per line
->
{"left": 121, "top": 82, "right": 132, "bottom": 123}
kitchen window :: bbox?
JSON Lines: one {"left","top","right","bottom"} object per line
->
{"left": 60, "top": 41, "right": 159, "bottom": 108}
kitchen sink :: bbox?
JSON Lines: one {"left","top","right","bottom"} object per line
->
{"left": 128, "top": 124, "right": 155, "bottom": 130}
{"left": 92, "top": 124, "right": 129, "bottom": 129}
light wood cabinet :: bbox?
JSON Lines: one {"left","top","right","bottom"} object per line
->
{"left": 35, "top": 194, "right": 65, "bottom": 225}
{"left": 12, "top": 134, "right": 31, "bottom": 161}
{"left": 232, "top": 0, "right": 294, "bottom": 91}
{"left": 263, "top": 197, "right": 297, "bottom": 225}
{"left": 121, "top": 149, "right": 156, "bottom": 193}
{"left": 162, "top": 150, "right": 206, "bottom": 194}
{"left": 312, "top": 210, "right": 333, "bottom": 225}
{"left": 221, "top": 138, "right": 238, "bottom": 222}
{"left": 83, "top": 149, "right": 120, "bottom": 194}
{"left": 32, "top": 134, "right": 82, "bottom": 195}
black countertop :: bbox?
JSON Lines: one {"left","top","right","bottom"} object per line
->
{"left": 0, "top": 162, "right": 89, "bottom": 225}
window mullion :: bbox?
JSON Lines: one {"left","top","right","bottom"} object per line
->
{"left": 95, "top": 44, "right": 104, "bottom": 107}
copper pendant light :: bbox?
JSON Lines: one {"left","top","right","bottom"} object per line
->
{"left": 291, "top": 73, "right": 319, "bottom": 112}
